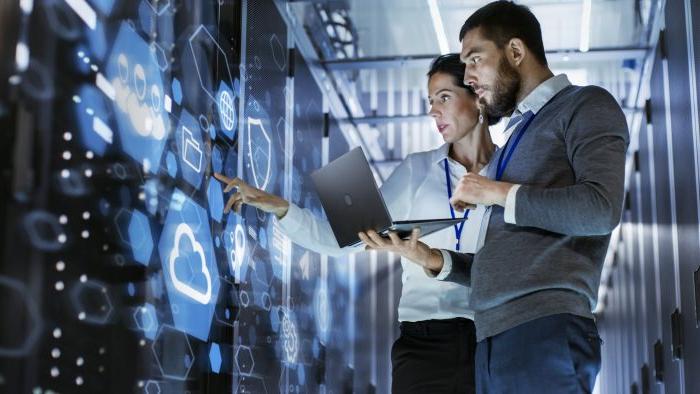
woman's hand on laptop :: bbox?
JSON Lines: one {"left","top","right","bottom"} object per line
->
{"left": 358, "top": 229, "right": 444, "bottom": 272}
{"left": 214, "top": 173, "right": 290, "bottom": 218}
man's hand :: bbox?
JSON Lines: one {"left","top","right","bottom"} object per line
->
{"left": 213, "top": 173, "right": 290, "bottom": 218}
{"left": 450, "top": 173, "right": 514, "bottom": 211}
{"left": 357, "top": 229, "right": 444, "bottom": 273}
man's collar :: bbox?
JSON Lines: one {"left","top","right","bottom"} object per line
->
{"left": 516, "top": 74, "right": 571, "bottom": 115}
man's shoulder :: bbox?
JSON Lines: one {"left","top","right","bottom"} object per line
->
{"left": 555, "top": 84, "right": 619, "bottom": 107}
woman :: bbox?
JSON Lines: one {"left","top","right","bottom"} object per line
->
{"left": 215, "top": 53, "right": 495, "bottom": 394}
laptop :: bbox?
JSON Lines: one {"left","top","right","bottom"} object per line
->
{"left": 311, "top": 147, "right": 467, "bottom": 248}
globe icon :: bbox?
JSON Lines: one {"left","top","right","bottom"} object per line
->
{"left": 219, "top": 90, "right": 236, "bottom": 131}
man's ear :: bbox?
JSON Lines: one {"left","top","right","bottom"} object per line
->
{"left": 506, "top": 38, "right": 526, "bottom": 67}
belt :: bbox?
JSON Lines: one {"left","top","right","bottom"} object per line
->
{"left": 399, "top": 318, "right": 475, "bottom": 337}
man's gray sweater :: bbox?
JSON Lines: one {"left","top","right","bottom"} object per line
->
{"left": 440, "top": 84, "right": 629, "bottom": 341}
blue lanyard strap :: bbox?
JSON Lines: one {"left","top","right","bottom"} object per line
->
{"left": 443, "top": 158, "right": 469, "bottom": 251}
{"left": 495, "top": 111, "right": 536, "bottom": 181}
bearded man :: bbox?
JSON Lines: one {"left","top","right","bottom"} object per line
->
{"left": 393, "top": 1, "right": 629, "bottom": 393}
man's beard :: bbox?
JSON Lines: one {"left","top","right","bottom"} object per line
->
{"left": 480, "top": 55, "right": 520, "bottom": 123}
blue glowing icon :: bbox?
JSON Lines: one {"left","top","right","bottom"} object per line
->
{"left": 133, "top": 303, "right": 159, "bottom": 340}
{"left": 216, "top": 81, "right": 237, "bottom": 140}
{"left": 209, "top": 343, "right": 222, "bottom": 373}
{"left": 247, "top": 117, "right": 273, "bottom": 191}
{"left": 106, "top": 23, "right": 170, "bottom": 173}
{"left": 171, "top": 78, "right": 183, "bottom": 105}
{"left": 224, "top": 213, "right": 248, "bottom": 281}
{"left": 207, "top": 179, "right": 224, "bottom": 223}
{"left": 175, "top": 110, "right": 206, "bottom": 189}
{"left": 158, "top": 189, "right": 220, "bottom": 340}
{"left": 127, "top": 210, "right": 153, "bottom": 266}
{"left": 74, "top": 84, "right": 112, "bottom": 156}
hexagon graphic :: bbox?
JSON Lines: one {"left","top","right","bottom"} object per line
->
{"left": 238, "top": 377, "right": 267, "bottom": 394}
{"left": 216, "top": 81, "right": 237, "bottom": 140}
{"left": 235, "top": 345, "right": 254, "bottom": 376}
{"left": 207, "top": 178, "right": 224, "bottom": 223}
{"left": 209, "top": 343, "right": 222, "bottom": 373}
{"left": 70, "top": 280, "right": 113, "bottom": 325}
{"left": 133, "top": 303, "right": 158, "bottom": 340}
{"left": 269, "top": 34, "right": 286, "bottom": 72}
{"left": 169, "top": 224, "right": 212, "bottom": 304}
{"left": 114, "top": 208, "right": 132, "bottom": 244}
{"left": 188, "top": 25, "right": 234, "bottom": 102}
{"left": 282, "top": 313, "right": 298, "bottom": 364}
{"left": 247, "top": 117, "right": 272, "bottom": 191}
{"left": 314, "top": 285, "right": 331, "bottom": 343}
{"left": 171, "top": 78, "right": 183, "bottom": 105}
{"left": 144, "top": 380, "right": 161, "bottom": 394}
{"left": 151, "top": 324, "right": 194, "bottom": 381}
{"left": 175, "top": 110, "right": 206, "bottom": 190}
{"left": 128, "top": 210, "right": 154, "bottom": 265}
{"left": 150, "top": 42, "right": 168, "bottom": 72}
{"left": 74, "top": 84, "right": 112, "bottom": 156}
{"left": 106, "top": 22, "right": 170, "bottom": 173}
{"left": 158, "top": 189, "right": 220, "bottom": 340}
{"left": 0, "top": 276, "right": 42, "bottom": 357}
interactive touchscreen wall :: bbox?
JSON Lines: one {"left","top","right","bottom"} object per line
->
{"left": 0, "top": 0, "right": 399, "bottom": 393}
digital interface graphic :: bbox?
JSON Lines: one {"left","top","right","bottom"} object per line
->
{"left": 0, "top": 0, "right": 399, "bottom": 393}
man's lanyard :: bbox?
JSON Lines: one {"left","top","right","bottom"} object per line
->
{"left": 443, "top": 158, "right": 469, "bottom": 251}
{"left": 495, "top": 111, "right": 536, "bottom": 181}
{"left": 442, "top": 110, "right": 538, "bottom": 250}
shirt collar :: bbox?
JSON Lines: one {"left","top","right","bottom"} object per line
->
{"left": 515, "top": 73, "right": 571, "bottom": 116}
{"left": 433, "top": 143, "right": 451, "bottom": 164}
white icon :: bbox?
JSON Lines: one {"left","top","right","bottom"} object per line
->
{"left": 282, "top": 311, "right": 298, "bottom": 363}
{"left": 133, "top": 64, "right": 146, "bottom": 100}
{"left": 247, "top": 117, "right": 272, "bottom": 190}
{"left": 299, "top": 251, "right": 310, "bottom": 280}
{"left": 219, "top": 90, "right": 235, "bottom": 131}
{"left": 316, "top": 287, "right": 329, "bottom": 335}
{"left": 150, "top": 85, "right": 162, "bottom": 113}
{"left": 112, "top": 53, "right": 167, "bottom": 140}
{"left": 169, "top": 223, "right": 212, "bottom": 304}
{"left": 182, "top": 126, "right": 203, "bottom": 173}
{"left": 229, "top": 224, "right": 246, "bottom": 276}
{"left": 117, "top": 54, "right": 129, "bottom": 82}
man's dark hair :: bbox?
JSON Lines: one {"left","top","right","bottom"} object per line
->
{"left": 427, "top": 53, "right": 475, "bottom": 96}
{"left": 459, "top": 1, "right": 547, "bottom": 66}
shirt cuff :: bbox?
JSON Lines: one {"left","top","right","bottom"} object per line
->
{"left": 423, "top": 249, "right": 453, "bottom": 280}
{"left": 277, "top": 203, "right": 304, "bottom": 234}
{"left": 504, "top": 184, "right": 521, "bottom": 224}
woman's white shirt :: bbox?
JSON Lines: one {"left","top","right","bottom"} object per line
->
{"left": 278, "top": 143, "right": 488, "bottom": 322}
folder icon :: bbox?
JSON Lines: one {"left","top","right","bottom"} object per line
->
{"left": 182, "top": 126, "right": 202, "bottom": 173}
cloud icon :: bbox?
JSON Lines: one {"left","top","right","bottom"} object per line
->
{"left": 168, "top": 223, "right": 212, "bottom": 304}
{"left": 112, "top": 53, "right": 166, "bottom": 141}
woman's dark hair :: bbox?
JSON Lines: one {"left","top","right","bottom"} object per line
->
{"left": 427, "top": 53, "right": 475, "bottom": 97}
{"left": 459, "top": 0, "right": 547, "bottom": 66}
